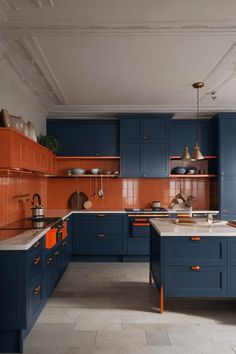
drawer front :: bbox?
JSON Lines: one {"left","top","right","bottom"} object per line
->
{"left": 75, "top": 215, "right": 126, "bottom": 238}
{"left": 230, "top": 238, "right": 236, "bottom": 266}
{"left": 76, "top": 239, "right": 125, "bottom": 255}
{"left": 128, "top": 238, "right": 149, "bottom": 255}
{"left": 230, "top": 267, "right": 236, "bottom": 296}
{"left": 164, "top": 266, "right": 227, "bottom": 297}
{"left": 28, "top": 249, "right": 42, "bottom": 286}
{"left": 164, "top": 237, "right": 227, "bottom": 266}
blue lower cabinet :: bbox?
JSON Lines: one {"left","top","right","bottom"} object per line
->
{"left": 230, "top": 238, "right": 236, "bottom": 266}
{"left": 0, "top": 216, "right": 72, "bottom": 353}
{"left": 164, "top": 266, "right": 227, "bottom": 297}
{"left": 163, "top": 237, "right": 227, "bottom": 266}
{"left": 72, "top": 214, "right": 127, "bottom": 256}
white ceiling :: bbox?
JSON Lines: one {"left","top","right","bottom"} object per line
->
{"left": 1, "top": 0, "right": 236, "bottom": 116}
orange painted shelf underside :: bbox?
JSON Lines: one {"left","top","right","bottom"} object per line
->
{"left": 170, "top": 174, "right": 217, "bottom": 178}
{"left": 56, "top": 156, "right": 120, "bottom": 160}
{"left": 170, "top": 156, "right": 218, "bottom": 159}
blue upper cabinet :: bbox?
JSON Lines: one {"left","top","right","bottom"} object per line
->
{"left": 47, "top": 119, "right": 119, "bottom": 156}
{"left": 119, "top": 114, "right": 172, "bottom": 177}
{"left": 170, "top": 119, "right": 215, "bottom": 156}
{"left": 218, "top": 114, "right": 236, "bottom": 176}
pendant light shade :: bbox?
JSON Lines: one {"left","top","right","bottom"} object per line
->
{"left": 181, "top": 81, "right": 205, "bottom": 161}
{"left": 181, "top": 146, "right": 191, "bottom": 160}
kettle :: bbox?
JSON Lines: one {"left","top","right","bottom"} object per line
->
{"left": 151, "top": 200, "right": 161, "bottom": 209}
{"left": 31, "top": 193, "right": 44, "bottom": 218}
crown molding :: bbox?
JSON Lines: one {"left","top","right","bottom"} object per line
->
{"left": 47, "top": 104, "right": 236, "bottom": 118}
{"left": 1, "top": 19, "right": 236, "bottom": 36}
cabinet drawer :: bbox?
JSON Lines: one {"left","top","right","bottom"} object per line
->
{"left": 128, "top": 238, "right": 149, "bottom": 255}
{"left": 75, "top": 215, "right": 125, "bottom": 237}
{"left": 164, "top": 266, "right": 227, "bottom": 297}
{"left": 230, "top": 267, "right": 236, "bottom": 296}
{"left": 76, "top": 239, "right": 125, "bottom": 255}
{"left": 28, "top": 250, "right": 42, "bottom": 286}
{"left": 164, "top": 237, "right": 227, "bottom": 266}
{"left": 29, "top": 238, "right": 43, "bottom": 254}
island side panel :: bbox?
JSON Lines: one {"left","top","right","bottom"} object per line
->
{"left": 150, "top": 224, "right": 163, "bottom": 290}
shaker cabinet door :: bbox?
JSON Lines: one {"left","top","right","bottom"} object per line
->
{"left": 120, "top": 143, "right": 140, "bottom": 177}
{"left": 141, "top": 142, "right": 169, "bottom": 177}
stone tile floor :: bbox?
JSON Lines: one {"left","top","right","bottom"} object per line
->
{"left": 23, "top": 262, "right": 236, "bottom": 354}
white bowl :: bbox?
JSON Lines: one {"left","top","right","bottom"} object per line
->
{"left": 70, "top": 168, "right": 85, "bottom": 175}
{"left": 91, "top": 168, "right": 100, "bottom": 175}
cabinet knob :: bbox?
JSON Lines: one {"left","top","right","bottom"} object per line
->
{"left": 34, "top": 285, "right": 41, "bottom": 295}
{"left": 34, "top": 256, "right": 41, "bottom": 265}
{"left": 47, "top": 256, "right": 53, "bottom": 264}
{"left": 97, "top": 234, "right": 105, "bottom": 238}
{"left": 190, "top": 236, "right": 201, "bottom": 241}
{"left": 97, "top": 214, "right": 105, "bottom": 217}
{"left": 143, "top": 136, "right": 147, "bottom": 140}
{"left": 62, "top": 241, "right": 67, "bottom": 246}
{"left": 33, "top": 241, "right": 40, "bottom": 249}
{"left": 191, "top": 265, "right": 200, "bottom": 271}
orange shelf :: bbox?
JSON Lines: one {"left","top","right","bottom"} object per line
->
{"left": 170, "top": 174, "right": 217, "bottom": 178}
{"left": 170, "top": 156, "right": 218, "bottom": 160}
{"left": 50, "top": 174, "right": 119, "bottom": 178}
{"left": 56, "top": 156, "right": 120, "bottom": 160}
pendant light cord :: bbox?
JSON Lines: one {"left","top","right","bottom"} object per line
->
{"left": 196, "top": 86, "right": 199, "bottom": 144}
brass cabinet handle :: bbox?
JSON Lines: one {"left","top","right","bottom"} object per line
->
{"left": 54, "top": 251, "right": 59, "bottom": 256}
{"left": 33, "top": 241, "right": 40, "bottom": 249}
{"left": 191, "top": 266, "right": 201, "bottom": 271}
{"left": 191, "top": 236, "right": 201, "bottom": 241}
{"left": 97, "top": 234, "right": 105, "bottom": 238}
{"left": 62, "top": 241, "right": 67, "bottom": 246}
{"left": 97, "top": 214, "right": 105, "bottom": 217}
{"left": 34, "top": 256, "right": 41, "bottom": 265}
{"left": 143, "top": 136, "right": 147, "bottom": 140}
{"left": 47, "top": 256, "right": 53, "bottom": 264}
{"left": 34, "top": 285, "right": 41, "bottom": 295}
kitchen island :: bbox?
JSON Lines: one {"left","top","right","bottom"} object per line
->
{"left": 149, "top": 218, "right": 236, "bottom": 313}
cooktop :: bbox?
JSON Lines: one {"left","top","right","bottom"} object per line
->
{"left": 0, "top": 217, "right": 61, "bottom": 230}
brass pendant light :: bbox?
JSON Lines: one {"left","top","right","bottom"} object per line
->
{"left": 181, "top": 81, "right": 205, "bottom": 161}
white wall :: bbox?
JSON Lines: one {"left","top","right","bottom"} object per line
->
{"left": 0, "top": 68, "right": 47, "bottom": 134}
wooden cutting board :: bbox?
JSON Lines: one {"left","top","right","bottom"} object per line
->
{"left": 227, "top": 221, "right": 236, "bottom": 228}
{"left": 175, "top": 218, "right": 196, "bottom": 224}
{"left": 68, "top": 191, "right": 88, "bottom": 210}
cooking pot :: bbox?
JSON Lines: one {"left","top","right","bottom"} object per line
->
{"left": 31, "top": 193, "right": 44, "bottom": 218}
{"left": 151, "top": 200, "right": 161, "bottom": 209}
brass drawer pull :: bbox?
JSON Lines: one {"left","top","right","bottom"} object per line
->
{"left": 97, "top": 234, "right": 105, "bottom": 238}
{"left": 191, "top": 265, "right": 201, "bottom": 271}
{"left": 97, "top": 214, "right": 105, "bottom": 217}
{"left": 34, "top": 285, "right": 41, "bottom": 295}
{"left": 133, "top": 223, "right": 149, "bottom": 227}
{"left": 54, "top": 251, "right": 59, "bottom": 256}
{"left": 134, "top": 218, "right": 148, "bottom": 222}
{"left": 34, "top": 256, "right": 41, "bottom": 265}
{"left": 62, "top": 241, "right": 67, "bottom": 246}
{"left": 47, "top": 256, "right": 53, "bottom": 264}
{"left": 191, "top": 236, "right": 201, "bottom": 241}
{"left": 33, "top": 241, "right": 40, "bottom": 249}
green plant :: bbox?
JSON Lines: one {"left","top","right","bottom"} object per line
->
{"left": 37, "top": 134, "right": 61, "bottom": 153}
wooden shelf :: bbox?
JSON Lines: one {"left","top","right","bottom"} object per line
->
{"left": 56, "top": 156, "right": 120, "bottom": 160}
{"left": 50, "top": 174, "right": 119, "bottom": 178}
{"left": 170, "top": 174, "right": 217, "bottom": 178}
{"left": 170, "top": 156, "right": 218, "bottom": 160}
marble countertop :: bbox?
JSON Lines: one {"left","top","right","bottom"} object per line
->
{"left": 149, "top": 218, "right": 236, "bottom": 236}
{"left": 0, "top": 209, "right": 220, "bottom": 250}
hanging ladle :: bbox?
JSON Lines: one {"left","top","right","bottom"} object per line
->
{"left": 97, "top": 176, "right": 104, "bottom": 198}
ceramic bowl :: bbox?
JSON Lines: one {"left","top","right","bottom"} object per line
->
{"left": 186, "top": 167, "right": 198, "bottom": 175}
{"left": 171, "top": 167, "right": 186, "bottom": 175}
{"left": 91, "top": 168, "right": 100, "bottom": 175}
{"left": 70, "top": 168, "right": 85, "bottom": 175}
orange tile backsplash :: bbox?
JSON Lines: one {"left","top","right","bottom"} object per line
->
{"left": 0, "top": 175, "right": 47, "bottom": 227}
{"left": 47, "top": 177, "right": 212, "bottom": 211}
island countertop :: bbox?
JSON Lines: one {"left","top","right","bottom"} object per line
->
{"left": 149, "top": 218, "right": 236, "bottom": 236}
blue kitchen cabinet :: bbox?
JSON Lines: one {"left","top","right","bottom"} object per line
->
{"left": 120, "top": 143, "right": 140, "bottom": 177}
{"left": 120, "top": 115, "right": 171, "bottom": 177}
{"left": 141, "top": 142, "right": 169, "bottom": 177}
{"left": 47, "top": 119, "right": 119, "bottom": 156}
{"left": 72, "top": 214, "right": 127, "bottom": 256}
{"left": 170, "top": 119, "right": 215, "bottom": 156}
{"left": 216, "top": 114, "right": 236, "bottom": 219}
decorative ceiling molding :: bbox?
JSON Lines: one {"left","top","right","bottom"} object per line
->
{"left": 0, "top": 36, "right": 60, "bottom": 108}
{"left": 47, "top": 104, "right": 236, "bottom": 118}
{"left": 203, "top": 40, "right": 236, "bottom": 101}
{"left": 21, "top": 36, "right": 68, "bottom": 104}
{"left": 1, "top": 19, "right": 236, "bottom": 36}
{"left": 0, "top": 0, "right": 54, "bottom": 23}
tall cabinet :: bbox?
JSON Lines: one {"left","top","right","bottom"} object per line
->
{"left": 217, "top": 113, "right": 236, "bottom": 220}
{"left": 120, "top": 114, "right": 172, "bottom": 177}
